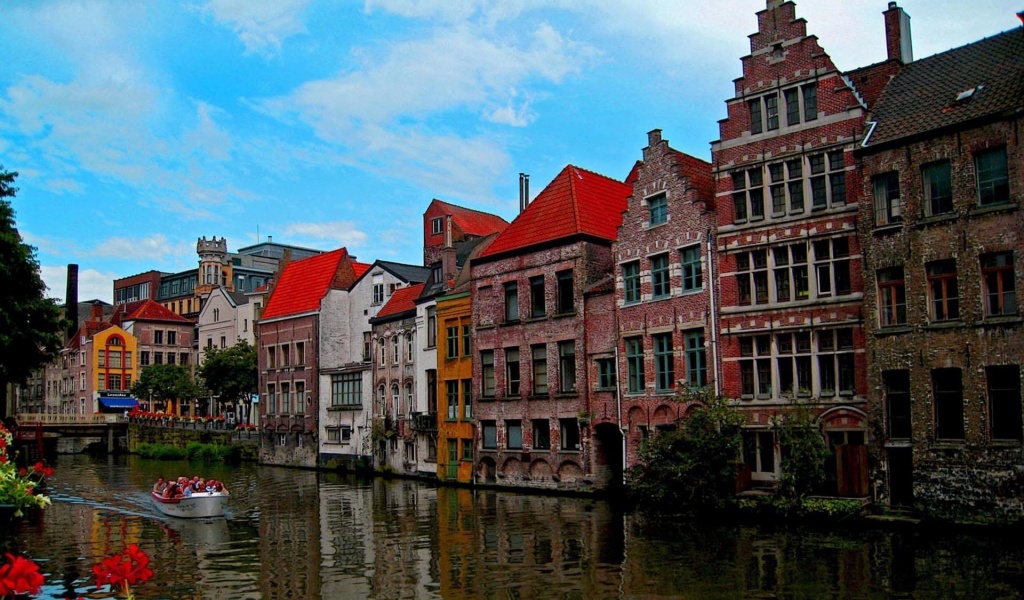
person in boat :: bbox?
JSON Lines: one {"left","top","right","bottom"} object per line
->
{"left": 153, "top": 477, "right": 167, "bottom": 494}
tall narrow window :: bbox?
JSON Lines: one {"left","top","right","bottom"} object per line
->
{"left": 530, "top": 276, "right": 546, "bottom": 318}
{"left": 787, "top": 158, "right": 804, "bottom": 213}
{"left": 651, "top": 254, "right": 670, "bottom": 299}
{"left": 922, "top": 161, "right": 953, "bottom": 216}
{"left": 933, "top": 368, "right": 964, "bottom": 440}
{"left": 988, "top": 365, "right": 1022, "bottom": 441}
{"left": 447, "top": 381, "right": 459, "bottom": 420}
{"left": 732, "top": 171, "right": 748, "bottom": 222}
{"left": 481, "top": 351, "right": 494, "bottom": 398}
{"left": 680, "top": 245, "right": 702, "bottom": 292}
{"left": 626, "top": 337, "right": 644, "bottom": 394}
{"left": 556, "top": 270, "right": 574, "bottom": 314}
{"left": 748, "top": 98, "right": 763, "bottom": 135}
{"left": 532, "top": 419, "right": 550, "bottom": 450}
{"left": 503, "top": 282, "right": 519, "bottom": 322}
{"left": 810, "top": 155, "right": 828, "bottom": 209}
{"left": 884, "top": 370, "right": 912, "bottom": 439}
{"left": 446, "top": 325, "right": 459, "bottom": 359}
{"left": 748, "top": 168, "right": 765, "bottom": 220}
{"left": 873, "top": 171, "right": 901, "bottom": 226}
{"left": 426, "top": 307, "right": 437, "bottom": 348}
{"left": 462, "top": 324, "right": 471, "bottom": 356}
{"left": 506, "top": 420, "right": 523, "bottom": 450}
{"left": 623, "top": 261, "right": 641, "bottom": 304}
{"left": 363, "top": 332, "right": 371, "bottom": 361}
{"left": 505, "top": 347, "right": 520, "bottom": 396}
{"left": 653, "top": 333, "right": 674, "bottom": 393}
{"left": 927, "top": 260, "right": 959, "bottom": 321}
{"left": 647, "top": 193, "right": 668, "bottom": 226}
{"left": 684, "top": 330, "right": 706, "bottom": 388}
{"left": 462, "top": 379, "right": 472, "bottom": 419}
{"left": 982, "top": 252, "right": 1016, "bottom": 316}
{"left": 482, "top": 421, "right": 497, "bottom": 449}
{"left": 558, "top": 341, "right": 576, "bottom": 393}
{"left": 878, "top": 267, "right": 907, "bottom": 326}
{"left": 531, "top": 345, "right": 547, "bottom": 395}
{"left": 975, "top": 147, "right": 1009, "bottom": 205}
{"left": 597, "top": 358, "right": 616, "bottom": 390}
{"left": 802, "top": 84, "right": 818, "bottom": 121}
{"left": 784, "top": 88, "right": 800, "bottom": 126}
{"left": 765, "top": 93, "right": 779, "bottom": 131}
{"left": 560, "top": 418, "right": 581, "bottom": 450}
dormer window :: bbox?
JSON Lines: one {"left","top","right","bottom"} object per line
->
{"left": 431, "top": 217, "right": 444, "bottom": 234}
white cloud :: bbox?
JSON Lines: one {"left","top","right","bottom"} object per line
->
{"left": 40, "top": 265, "right": 117, "bottom": 304}
{"left": 201, "top": 0, "right": 311, "bottom": 56}
{"left": 92, "top": 234, "right": 192, "bottom": 261}
{"left": 284, "top": 221, "right": 368, "bottom": 249}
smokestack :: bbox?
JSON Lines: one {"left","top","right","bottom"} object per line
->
{"left": 884, "top": 2, "right": 913, "bottom": 63}
{"left": 65, "top": 264, "right": 79, "bottom": 340}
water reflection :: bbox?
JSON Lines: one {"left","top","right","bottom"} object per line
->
{"left": 5, "top": 454, "right": 1024, "bottom": 599}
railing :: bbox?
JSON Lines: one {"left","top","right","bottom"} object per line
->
{"left": 409, "top": 412, "right": 437, "bottom": 432}
{"left": 15, "top": 413, "right": 127, "bottom": 425}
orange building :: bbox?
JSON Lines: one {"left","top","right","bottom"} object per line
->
{"left": 436, "top": 290, "right": 475, "bottom": 483}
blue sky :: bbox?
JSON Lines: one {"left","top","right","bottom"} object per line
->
{"left": 1, "top": 0, "right": 1019, "bottom": 303}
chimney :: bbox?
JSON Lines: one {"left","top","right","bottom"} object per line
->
{"left": 445, "top": 214, "right": 453, "bottom": 249}
{"left": 518, "top": 173, "right": 530, "bottom": 214}
{"left": 65, "top": 264, "right": 79, "bottom": 340}
{"left": 90, "top": 300, "right": 103, "bottom": 322}
{"left": 648, "top": 129, "right": 663, "bottom": 147}
{"left": 884, "top": 2, "right": 913, "bottom": 63}
{"left": 268, "top": 235, "right": 273, "bottom": 243}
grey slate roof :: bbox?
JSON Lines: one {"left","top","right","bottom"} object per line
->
{"left": 376, "top": 260, "right": 431, "bottom": 284}
{"left": 863, "top": 27, "right": 1023, "bottom": 149}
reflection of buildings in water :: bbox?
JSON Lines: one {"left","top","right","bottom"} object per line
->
{"left": 366, "top": 479, "right": 440, "bottom": 598}
{"left": 160, "top": 518, "right": 261, "bottom": 600}
{"left": 317, "top": 474, "right": 377, "bottom": 598}
{"left": 257, "top": 468, "right": 322, "bottom": 599}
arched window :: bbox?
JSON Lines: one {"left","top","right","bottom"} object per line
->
{"left": 378, "top": 385, "right": 386, "bottom": 417}
{"left": 405, "top": 383, "right": 413, "bottom": 416}
{"left": 392, "top": 384, "right": 400, "bottom": 414}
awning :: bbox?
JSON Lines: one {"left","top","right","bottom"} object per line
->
{"left": 99, "top": 397, "right": 139, "bottom": 409}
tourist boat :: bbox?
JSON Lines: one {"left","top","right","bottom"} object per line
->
{"left": 151, "top": 491, "right": 229, "bottom": 519}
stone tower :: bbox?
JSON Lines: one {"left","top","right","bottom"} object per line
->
{"left": 196, "top": 236, "right": 230, "bottom": 295}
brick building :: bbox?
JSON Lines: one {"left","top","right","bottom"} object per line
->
{"left": 110, "top": 299, "right": 193, "bottom": 413}
{"left": 470, "top": 165, "right": 630, "bottom": 491}
{"left": 711, "top": 0, "right": 902, "bottom": 495}
{"left": 613, "top": 129, "right": 715, "bottom": 473}
{"left": 258, "top": 248, "right": 366, "bottom": 467}
{"left": 857, "top": 25, "right": 1024, "bottom": 517}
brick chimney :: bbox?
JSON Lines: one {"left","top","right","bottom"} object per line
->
{"left": 884, "top": 2, "right": 913, "bottom": 63}
{"left": 90, "top": 300, "right": 104, "bottom": 322}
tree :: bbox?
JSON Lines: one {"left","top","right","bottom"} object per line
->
{"left": 0, "top": 167, "right": 66, "bottom": 417}
{"left": 196, "top": 340, "right": 257, "bottom": 420}
{"left": 627, "top": 388, "right": 746, "bottom": 514}
{"left": 772, "top": 402, "right": 831, "bottom": 501}
{"left": 131, "top": 364, "right": 201, "bottom": 414}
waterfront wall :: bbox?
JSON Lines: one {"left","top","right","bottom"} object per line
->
{"left": 128, "top": 423, "right": 260, "bottom": 462}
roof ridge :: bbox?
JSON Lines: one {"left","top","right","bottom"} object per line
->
{"left": 568, "top": 165, "right": 583, "bottom": 235}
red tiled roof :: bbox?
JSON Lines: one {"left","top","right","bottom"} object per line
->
{"left": 111, "top": 299, "right": 190, "bottom": 325}
{"left": 352, "top": 261, "right": 371, "bottom": 280}
{"left": 374, "top": 283, "right": 426, "bottom": 320}
{"left": 261, "top": 248, "right": 354, "bottom": 320}
{"left": 480, "top": 165, "right": 630, "bottom": 258}
{"left": 67, "top": 320, "right": 113, "bottom": 350}
{"left": 433, "top": 200, "right": 510, "bottom": 237}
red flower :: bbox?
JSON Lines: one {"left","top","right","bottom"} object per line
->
{"left": 43, "top": 466, "right": 55, "bottom": 477}
{"left": 93, "top": 544, "right": 153, "bottom": 591}
{"left": 33, "top": 461, "right": 45, "bottom": 473}
{"left": 17, "top": 468, "right": 26, "bottom": 476}
{"left": 0, "top": 456, "right": 7, "bottom": 464}
{"left": 0, "top": 553, "right": 45, "bottom": 597}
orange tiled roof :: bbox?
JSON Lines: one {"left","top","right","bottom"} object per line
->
{"left": 261, "top": 248, "right": 354, "bottom": 320}
{"left": 374, "top": 283, "right": 426, "bottom": 320}
{"left": 481, "top": 165, "right": 630, "bottom": 258}
{"left": 433, "top": 200, "right": 510, "bottom": 237}
{"left": 111, "top": 299, "right": 190, "bottom": 325}
{"left": 352, "top": 261, "right": 371, "bottom": 280}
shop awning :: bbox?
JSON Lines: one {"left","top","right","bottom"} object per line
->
{"left": 99, "top": 397, "right": 139, "bottom": 409}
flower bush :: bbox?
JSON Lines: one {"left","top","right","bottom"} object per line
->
{"left": 0, "top": 425, "right": 51, "bottom": 517}
{"left": 0, "top": 553, "right": 44, "bottom": 597}
{"left": 93, "top": 544, "right": 153, "bottom": 600}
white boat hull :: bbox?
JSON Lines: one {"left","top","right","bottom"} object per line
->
{"left": 151, "top": 491, "right": 229, "bottom": 518}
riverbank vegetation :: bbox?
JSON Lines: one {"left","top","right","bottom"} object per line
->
{"left": 136, "top": 442, "right": 239, "bottom": 463}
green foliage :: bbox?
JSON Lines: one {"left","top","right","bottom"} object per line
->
{"left": 135, "top": 443, "right": 187, "bottom": 460}
{"left": 197, "top": 340, "right": 257, "bottom": 408}
{"left": 738, "top": 495, "right": 863, "bottom": 521}
{"left": 800, "top": 497, "right": 864, "bottom": 519}
{"left": 0, "top": 167, "right": 67, "bottom": 415}
{"left": 131, "top": 364, "right": 202, "bottom": 405}
{"left": 627, "top": 388, "right": 746, "bottom": 514}
{"left": 772, "top": 403, "right": 831, "bottom": 500}
{"left": 185, "top": 442, "right": 239, "bottom": 463}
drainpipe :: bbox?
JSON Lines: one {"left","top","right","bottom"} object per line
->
{"left": 707, "top": 229, "right": 721, "bottom": 397}
{"left": 612, "top": 285, "right": 626, "bottom": 484}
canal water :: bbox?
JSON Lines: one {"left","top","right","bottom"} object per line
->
{"left": 5, "top": 454, "right": 1024, "bottom": 599}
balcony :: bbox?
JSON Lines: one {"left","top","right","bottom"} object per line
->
{"left": 408, "top": 412, "right": 437, "bottom": 433}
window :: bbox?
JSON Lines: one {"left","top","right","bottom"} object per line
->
{"left": 927, "top": 260, "right": 959, "bottom": 321}
{"left": 684, "top": 330, "right": 706, "bottom": 388}
{"left": 154, "top": 330, "right": 163, "bottom": 345}
{"left": 124, "top": 352, "right": 131, "bottom": 368}
{"left": 556, "top": 270, "right": 574, "bottom": 314}
{"left": 878, "top": 267, "right": 907, "bottom": 326}
{"left": 327, "top": 428, "right": 340, "bottom": 443}
{"left": 504, "top": 282, "right": 519, "bottom": 322}
{"left": 532, "top": 345, "right": 547, "bottom": 395}
{"left": 739, "top": 335, "right": 772, "bottom": 398}
{"left": 532, "top": 419, "right": 550, "bottom": 450}
{"left": 461, "top": 438, "right": 473, "bottom": 460}
{"left": 987, "top": 365, "right": 1022, "bottom": 441}
{"left": 506, "top": 420, "right": 523, "bottom": 449}
{"left": 558, "top": 341, "right": 576, "bottom": 393}
{"left": 933, "top": 368, "right": 964, "bottom": 440}
{"left": 775, "top": 331, "right": 812, "bottom": 397}
{"left": 653, "top": 333, "right": 674, "bottom": 393}
{"left": 680, "top": 245, "right": 702, "bottom": 292}
{"left": 392, "top": 336, "right": 400, "bottom": 364}
{"left": 446, "top": 326, "right": 459, "bottom": 359}
{"left": 363, "top": 332, "right": 371, "bottom": 361}
{"left": 884, "top": 370, "right": 912, "bottom": 439}
{"left": 166, "top": 352, "right": 176, "bottom": 365}
{"left": 873, "top": 171, "right": 901, "bottom": 227}
{"left": 107, "top": 373, "right": 122, "bottom": 391}
{"left": 764, "top": 93, "right": 779, "bottom": 131}
{"left": 623, "top": 261, "right": 641, "bottom": 304}
{"left": 342, "top": 426, "right": 351, "bottom": 442}
{"left": 462, "top": 379, "right": 472, "bottom": 419}
{"left": 446, "top": 381, "right": 459, "bottom": 420}
{"left": 267, "top": 347, "right": 276, "bottom": 369}
{"left": 982, "top": 252, "right": 1016, "bottom": 316}
{"left": 813, "top": 237, "right": 851, "bottom": 297}
{"left": 922, "top": 161, "right": 953, "bottom": 216}
{"left": 748, "top": 98, "right": 763, "bottom": 135}
{"left": 784, "top": 88, "right": 800, "bottom": 127}
{"left": 267, "top": 383, "right": 276, "bottom": 414}
{"left": 406, "top": 334, "right": 413, "bottom": 362}
{"left": 179, "top": 353, "right": 188, "bottom": 365}
{"left": 735, "top": 250, "right": 768, "bottom": 305}
{"left": 773, "top": 243, "right": 809, "bottom": 302}
{"left": 651, "top": 253, "right": 670, "bottom": 299}
{"left": 626, "top": 337, "right": 644, "bottom": 394}
{"left": 802, "top": 84, "right": 818, "bottom": 121}
{"left": 975, "top": 147, "right": 1009, "bottom": 205}
{"left": 331, "top": 373, "right": 361, "bottom": 406}
{"left": 732, "top": 168, "right": 764, "bottom": 222}
{"left": 481, "top": 351, "right": 494, "bottom": 398}
{"left": 281, "top": 344, "right": 290, "bottom": 367}
{"left": 560, "top": 419, "right": 581, "bottom": 450}
{"left": 647, "top": 193, "right": 667, "bottom": 226}
{"left": 167, "top": 331, "right": 176, "bottom": 345}
{"left": 597, "top": 358, "right": 616, "bottom": 390}
{"left": 372, "top": 277, "right": 384, "bottom": 304}
{"left": 505, "top": 347, "right": 521, "bottom": 396}
{"left": 426, "top": 307, "right": 437, "bottom": 348}
{"left": 827, "top": 150, "right": 846, "bottom": 205}
{"left": 817, "top": 329, "right": 855, "bottom": 396}
{"left": 296, "top": 342, "right": 305, "bottom": 366}
{"left": 432, "top": 217, "right": 444, "bottom": 234}
{"left": 529, "top": 276, "right": 546, "bottom": 317}
{"left": 427, "top": 370, "right": 437, "bottom": 413}
{"left": 743, "top": 430, "right": 776, "bottom": 476}
{"left": 377, "top": 385, "right": 386, "bottom": 416}
{"left": 281, "top": 382, "right": 291, "bottom": 414}
{"left": 140, "top": 351, "right": 150, "bottom": 366}
{"left": 482, "top": 421, "right": 497, "bottom": 449}
{"left": 461, "top": 324, "right": 471, "bottom": 356}
{"left": 378, "top": 338, "right": 385, "bottom": 365}
{"left": 98, "top": 350, "right": 106, "bottom": 368}
{"left": 295, "top": 381, "right": 306, "bottom": 415}
{"left": 154, "top": 352, "right": 163, "bottom": 365}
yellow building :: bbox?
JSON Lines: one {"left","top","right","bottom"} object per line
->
{"left": 92, "top": 325, "right": 139, "bottom": 412}
{"left": 436, "top": 291, "right": 475, "bottom": 483}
